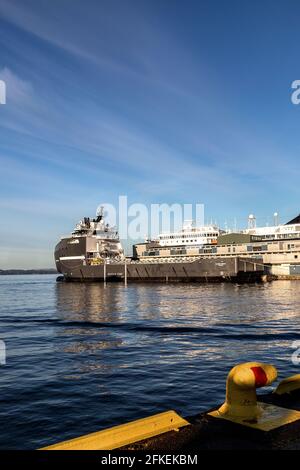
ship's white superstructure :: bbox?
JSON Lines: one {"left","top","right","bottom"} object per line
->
{"left": 243, "top": 224, "right": 300, "bottom": 240}
{"left": 158, "top": 221, "right": 221, "bottom": 247}
{"left": 73, "top": 207, "right": 119, "bottom": 240}
{"left": 242, "top": 213, "right": 300, "bottom": 240}
{"left": 61, "top": 207, "right": 125, "bottom": 262}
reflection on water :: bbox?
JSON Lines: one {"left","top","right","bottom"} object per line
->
{"left": 56, "top": 282, "right": 125, "bottom": 321}
{"left": 0, "top": 275, "right": 300, "bottom": 449}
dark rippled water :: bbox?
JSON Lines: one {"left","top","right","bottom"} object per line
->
{"left": 1, "top": 275, "right": 300, "bottom": 449}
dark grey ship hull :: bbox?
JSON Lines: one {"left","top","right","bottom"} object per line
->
{"left": 55, "top": 238, "right": 265, "bottom": 283}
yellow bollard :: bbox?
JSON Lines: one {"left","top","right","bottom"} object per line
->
{"left": 208, "top": 361, "right": 300, "bottom": 431}
{"left": 218, "top": 362, "right": 277, "bottom": 421}
{"left": 274, "top": 374, "right": 300, "bottom": 396}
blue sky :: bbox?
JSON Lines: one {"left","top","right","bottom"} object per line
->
{"left": 0, "top": 0, "right": 300, "bottom": 268}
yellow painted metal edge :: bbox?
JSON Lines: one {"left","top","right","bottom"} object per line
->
{"left": 40, "top": 410, "right": 190, "bottom": 450}
{"left": 208, "top": 402, "right": 300, "bottom": 431}
{"left": 274, "top": 374, "right": 300, "bottom": 395}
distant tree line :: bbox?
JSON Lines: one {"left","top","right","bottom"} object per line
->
{"left": 0, "top": 269, "right": 57, "bottom": 275}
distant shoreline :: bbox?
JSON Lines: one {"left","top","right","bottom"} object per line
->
{"left": 0, "top": 269, "right": 57, "bottom": 275}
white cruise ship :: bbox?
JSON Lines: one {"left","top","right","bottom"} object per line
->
{"left": 157, "top": 221, "right": 222, "bottom": 247}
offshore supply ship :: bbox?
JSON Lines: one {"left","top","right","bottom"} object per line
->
{"left": 54, "top": 208, "right": 265, "bottom": 283}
